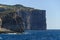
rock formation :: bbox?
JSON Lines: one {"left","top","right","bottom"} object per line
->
{"left": 0, "top": 4, "right": 46, "bottom": 33}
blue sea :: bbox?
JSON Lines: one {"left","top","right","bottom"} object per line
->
{"left": 0, "top": 30, "right": 60, "bottom": 40}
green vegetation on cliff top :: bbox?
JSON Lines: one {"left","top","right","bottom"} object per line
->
{"left": 0, "top": 4, "right": 35, "bottom": 17}
{"left": 0, "top": 4, "right": 34, "bottom": 11}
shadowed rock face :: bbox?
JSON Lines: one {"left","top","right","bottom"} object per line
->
{"left": 0, "top": 4, "right": 46, "bottom": 33}
{"left": 30, "top": 10, "right": 46, "bottom": 30}
{"left": 19, "top": 10, "right": 46, "bottom": 30}
{"left": 1, "top": 12, "right": 24, "bottom": 33}
{"left": 0, "top": 8, "right": 5, "bottom": 12}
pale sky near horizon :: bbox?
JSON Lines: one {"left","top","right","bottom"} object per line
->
{"left": 0, "top": 0, "right": 60, "bottom": 29}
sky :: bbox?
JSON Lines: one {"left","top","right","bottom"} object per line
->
{"left": 0, "top": 0, "right": 60, "bottom": 29}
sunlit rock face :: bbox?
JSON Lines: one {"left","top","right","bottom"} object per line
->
{"left": 0, "top": 18, "right": 2, "bottom": 26}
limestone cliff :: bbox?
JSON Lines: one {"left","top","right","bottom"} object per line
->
{"left": 0, "top": 4, "right": 46, "bottom": 33}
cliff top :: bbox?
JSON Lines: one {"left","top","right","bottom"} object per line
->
{"left": 0, "top": 4, "right": 45, "bottom": 17}
{"left": 0, "top": 4, "right": 34, "bottom": 11}
{"left": 0, "top": 4, "right": 35, "bottom": 17}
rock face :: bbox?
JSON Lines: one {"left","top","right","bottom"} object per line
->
{"left": 30, "top": 10, "right": 46, "bottom": 30}
{"left": 1, "top": 12, "right": 24, "bottom": 32}
{"left": 0, "top": 4, "right": 46, "bottom": 33}
{"left": 19, "top": 10, "right": 46, "bottom": 30}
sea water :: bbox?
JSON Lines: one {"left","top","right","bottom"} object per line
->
{"left": 0, "top": 30, "right": 60, "bottom": 40}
